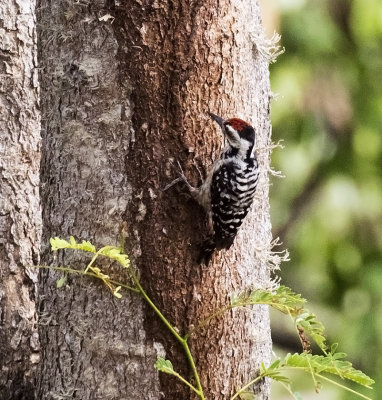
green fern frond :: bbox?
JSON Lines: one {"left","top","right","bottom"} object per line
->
{"left": 231, "top": 286, "right": 327, "bottom": 351}
{"left": 231, "top": 286, "right": 305, "bottom": 311}
{"left": 99, "top": 246, "right": 130, "bottom": 268}
{"left": 284, "top": 353, "right": 374, "bottom": 387}
{"left": 50, "top": 236, "right": 96, "bottom": 253}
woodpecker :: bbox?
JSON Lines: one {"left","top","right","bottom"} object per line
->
{"left": 168, "top": 112, "right": 259, "bottom": 264}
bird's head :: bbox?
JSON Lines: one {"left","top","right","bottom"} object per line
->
{"left": 208, "top": 112, "right": 255, "bottom": 151}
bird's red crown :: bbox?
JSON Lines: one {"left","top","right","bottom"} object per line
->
{"left": 226, "top": 118, "right": 250, "bottom": 132}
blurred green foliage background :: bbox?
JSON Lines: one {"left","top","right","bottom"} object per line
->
{"left": 261, "top": 0, "right": 382, "bottom": 399}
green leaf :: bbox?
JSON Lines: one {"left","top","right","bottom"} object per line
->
{"left": 50, "top": 236, "right": 96, "bottom": 253}
{"left": 50, "top": 237, "right": 71, "bottom": 251}
{"left": 69, "top": 236, "right": 76, "bottom": 246}
{"left": 100, "top": 246, "right": 130, "bottom": 268}
{"left": 154, "top": 357, "right": 176, "bottom": 376}
{"left": 48, "top": 237, "right": 135, "bottom": 298}
{"left": 261, "top": 361, "right": 290, "bottom": 384}
{"left": 238, "top": 392, "right": 257, "bottom": 400}
{"left": 50, "top": 239, "right": 130, "bottom": 269}
{"left": 113, "top": 286, "right": 122, "bottom": 299}
{"left": 296, "top": 312, "right": 327, "bottom": 351}
{"left": 266, "top": 359, "right": 281, "bottom": 371}
{"left": 56, "top": 275, "right": 67, "bottom": 288}
{"left": 283, "top": 353, "right": 375, "bottom": 387}
{"left": 231, "top": 286, "right": 306, "bottom": 311}
{"left": 77, "top": 240, "right": 97, "bottom": 253}
{"left": 231, "top": 286, "right": 328, "bottom": 352}
{"left": 330, "top": 343, "right": 339, "bottom": 354}
{"left": 154, "top": 357, "right": 200, "bottom": 394}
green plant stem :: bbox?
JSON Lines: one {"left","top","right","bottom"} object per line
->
{"left": 39, "top": 260, "right": 206, "bottom": 398}
{"left": 305, "top": 350, "right": 319, "bottom": 392}
{"left": 316, "top": 374, "right": 373, "bottom": 400}
{"left": 280, "top": 367, "right": 373, "bottom": 400}
{"left": 128, "top": 267, "right": 205, "bottom": 400}
{"left": 36, "top": 265, "right": 139, "bottom": 293}
{"left": 278, "top": 381, "right": 300, "bottom": 400}
{"left": 188, "top": 300, "right": 296, "bottom": 339}
{"left": 230, "top": 375, "right": 263, "bottom": 400}
{"left": 84, "top": 246, "right": 110, "bottom": 273}
{"left": 129, "top": 268, "right": 183, "bottom": 342}
{"left": 171, "top": 370, "right": 199, "bottom": 394}
{"left": 47, "top": 239, "right": 374, "bottom": 400}
{"left": 185, "top": 304, "right": 234, "bottom": 339}
{"left": 181, "top": 338, "right": 205, "bottom": 399}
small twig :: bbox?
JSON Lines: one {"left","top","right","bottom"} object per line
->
{"left": 162, "top": 176, "right": 183, "bottom": 191}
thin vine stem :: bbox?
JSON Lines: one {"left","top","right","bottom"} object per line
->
{"left": 316, "top": 374, "right": 373, "bottom": 400}
{"left": 170, "top": 370, "right": 199, "bottom": 394}
{"left": 36, "top": 265, "right": 139, "bottom": 293}
{"left": 84, "top": 246, "right": 110, "bottom": 273}
{"left": 277, "top": 381, "right": 300, "bottom": 400}
{"left": 230, "top": 374, "right": 263, "bottom": 400}
{"left": 39, "top": 255, "right": 206, "bottom": 398}
{"left": 280, "top": 367, "right": 374, "bottom": 400}
{"left": 181, "top": 339, "right": 205, "bottom": 399}
{"left": 185, "top": 304, "right": 234, "bottom": 339}
{"left": 117, "top": 234, "right": 205, "bottom": 398}
{"left": 126, "top": 266, "right": 206, "bottom": 400}
{"left": 306, "top": 354, "right": 319, "bottom": 393}
{"left": 189, "top": 300, "right": 297, "bottom": 339}
{"left": 44, "top": 238, "right": 374, "bottom": 400}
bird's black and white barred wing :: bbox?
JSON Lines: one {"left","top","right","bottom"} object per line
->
{"left": 209, "top": 161, "right": 258, "bottom": 250}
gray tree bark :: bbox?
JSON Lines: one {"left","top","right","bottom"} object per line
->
{"left": 37, "top": 1, "right": 275, "bottom": 399}
{"left": 0, "top": 1, "right": 41, "bottom": 399}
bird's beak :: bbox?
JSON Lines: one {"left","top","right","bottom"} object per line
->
{"left": 208, "top": 112, "right": 225, "bottom": 129}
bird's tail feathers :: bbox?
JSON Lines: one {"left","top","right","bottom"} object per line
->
{"left": 198, "top": 236, "right": 216, "bottom": 265}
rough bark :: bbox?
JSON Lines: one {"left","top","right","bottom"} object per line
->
{"left": 0, "top": 1, "right": 41, "bottom": 399}
{"left": 114, "top": 1, "right": 273, "bottom": 398}
{"left": 37, "top": 1, "right": 161, "bottom": 399}
{"left": 37, "top": 0, "right": 274, "bottom": 399}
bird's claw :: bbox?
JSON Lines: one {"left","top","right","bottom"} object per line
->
{"left": 162, "top": 160, "right": 191, "bottom": 192}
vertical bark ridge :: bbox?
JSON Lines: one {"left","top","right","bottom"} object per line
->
{"left": 0, "top": 1, "right": 41, "bottom": 399}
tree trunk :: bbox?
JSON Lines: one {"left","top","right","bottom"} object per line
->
{"left": 37, "top": 1, "right": 274, "bottom": 399}
{"left": 36, "top": 1, "right": 161, "bottom": 399}
{"left": 0, "top": 1, "right": 41, "bottom": 399}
